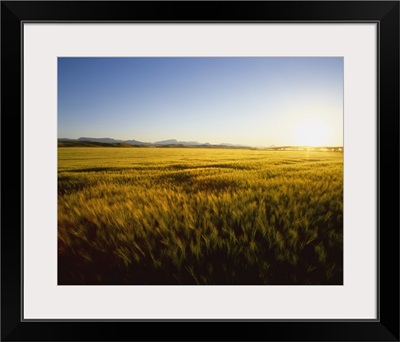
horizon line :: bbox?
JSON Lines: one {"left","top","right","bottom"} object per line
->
{"left": 58, "top": 137, "right": 344, "bottom": 148}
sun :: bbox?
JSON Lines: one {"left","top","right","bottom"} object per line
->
{"left": 293, "top": 117, "right": 330, "bottom": 147}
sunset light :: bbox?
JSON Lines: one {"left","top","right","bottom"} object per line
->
{"left": 293, "top": 117, "right": 331, "bottom": 147}
{"left": 58, "top": 57, "right": 344, "bottom": 286}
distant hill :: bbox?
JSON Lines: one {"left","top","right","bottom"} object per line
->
{"left": 219, "top": 142, "right": 246, "bottom": 147}
{"left": 78, "top": 137, "right": 120, "bottom": 143}
{"left": 57, "top": 137, "right": 343, "bottom": 151}
{"left": 154, "top": 139, "right": 179, "bottom": 145}
{"left": 155, "top": 139, "right": 202, "bottom": 146}
{"left": 58, "top": 137, "right": 248, "bottom": 148}
{"left": 76, "top": 137, "right": 149, "bottom": 145}
{"left": 58, "top": 140, "right": 137, "bottom": 148}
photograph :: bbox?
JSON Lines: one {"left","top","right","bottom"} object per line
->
{"left": 58, "top": 57, "right": 344, "bottom": 285}
{"left": 2, "top": 0, "right": 399, "bottom": 339}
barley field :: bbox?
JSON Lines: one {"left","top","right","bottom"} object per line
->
{"left": 58, "top": 147, "right": 343, "bottom": 285}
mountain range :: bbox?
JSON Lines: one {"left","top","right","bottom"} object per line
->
{"left": 58, "top": 137, "right": 248, "bottom": 148}
{"left": 58, "top": 137, "right": 343, "bottom": 151}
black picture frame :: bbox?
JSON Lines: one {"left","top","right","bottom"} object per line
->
{"left": 1, "top": 1, "right": 399, "bottom": 341}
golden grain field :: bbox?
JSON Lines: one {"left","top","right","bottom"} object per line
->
{"left": 58, "top": 147, "right": 343, "bottom": 285}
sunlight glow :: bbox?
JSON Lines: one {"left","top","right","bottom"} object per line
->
{"left": 294, "top": 117, "right": 330, "bottom": 147}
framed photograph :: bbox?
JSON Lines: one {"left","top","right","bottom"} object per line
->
{"left": 1, "top": 1, "right": 399, "bottom": 341}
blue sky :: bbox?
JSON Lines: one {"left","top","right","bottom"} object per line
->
{"left": 58, "top": 57, "right": 343, "bottom": 146}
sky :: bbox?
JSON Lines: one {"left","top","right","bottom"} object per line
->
{"left": 58, "top": 57, "right": 343, "bottom": 147}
